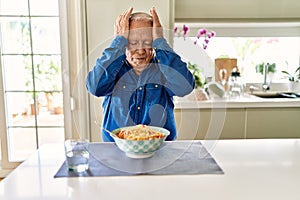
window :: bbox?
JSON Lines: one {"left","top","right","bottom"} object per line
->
{"left": 204, "top": 36, "right": 300, "bottom": 83}
{"left": 0, "top": 0, "right": 64, "bottom": 164}
{"left": 174, "top": 22, "right": 300, "bottom": 83}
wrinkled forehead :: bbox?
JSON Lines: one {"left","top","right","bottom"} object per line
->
{"left": 128, "top": 21, "right": 153, "bottom": 39}
{"left": 129, "top": 12, "right": 153, "bottom": 24}
{"left": 129, "top": 19, "right": 152, "bottom": 30}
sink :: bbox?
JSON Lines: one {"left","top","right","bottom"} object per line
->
{"left": 251, "top": 92, "right": 300, "bottom": 98}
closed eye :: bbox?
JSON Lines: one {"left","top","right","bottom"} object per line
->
{"left": 143, "top": 41, "right": 152, "bottom": 47}
{"left": 129, "top": 41, "right": 138, "bottom": 46}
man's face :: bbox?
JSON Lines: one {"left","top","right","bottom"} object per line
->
{"left": 126, "top": 20, "right": 153, "bottom": 71}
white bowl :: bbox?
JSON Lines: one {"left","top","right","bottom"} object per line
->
{"left": 110, "top": 126, "right": 170, "bottom": 159}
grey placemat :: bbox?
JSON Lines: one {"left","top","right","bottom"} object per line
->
{"left": 54, "top": 141, "right": 223, "bottom": 177}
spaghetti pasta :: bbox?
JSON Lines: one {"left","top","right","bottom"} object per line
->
{"left": 117, "top": 124, "right": 165, "bottom": 140}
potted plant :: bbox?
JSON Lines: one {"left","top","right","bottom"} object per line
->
{"left": 282, "top": 66, "right": 300, "bottom": 82}
{"left": 281, "top": 66, "right": 300, "bottom": 92}
{"left": 25, "top": 71, "right": 40, "bottom": 115}
{"left": 35, "top": 59, "right": 62, "bottom": 113}
{"left": 26, "top": 92, "right": 40, "bottom": 115}
{"left": 187, "top": 62, "right": 208, "bottom": 100}
{"left": 187, "top": 62, "right": 206, "bottom": 88}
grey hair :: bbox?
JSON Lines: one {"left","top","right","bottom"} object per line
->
{"left": 129, "top": 12, "right": 153, "bottom": 23}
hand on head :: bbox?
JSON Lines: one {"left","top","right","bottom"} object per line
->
{"left": 114, "top": 7, "right": 163, "bottom": 39}
{"left": 114, "top": 7, "right": 133, "bottom": 38}
{"left": 150, "top": 7, "right": 163, "bottom": 39}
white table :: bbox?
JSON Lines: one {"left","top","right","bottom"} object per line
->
{"left": 1, "top": 139, "right": 300, "bottom": 200}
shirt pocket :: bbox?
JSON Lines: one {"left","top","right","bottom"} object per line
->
{"left": 145, "top": 83, "right": 163, "bottom": 103}
{"left": 113, "top": 81, "right": 137, "bottom": 99}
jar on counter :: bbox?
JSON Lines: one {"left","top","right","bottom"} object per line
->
{"left": 227, "top": 69, "right": 245, "bottom": 98}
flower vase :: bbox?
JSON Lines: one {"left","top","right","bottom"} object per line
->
{"left": 288, "top": 82, "right": 300, "bottom": 93}
{"left": 188, "top": 88, "right": 209, "bottom": 101}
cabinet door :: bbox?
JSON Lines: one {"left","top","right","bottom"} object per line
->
{"left": 175, "top": 108, "right": 246, "bottom": 140}
{"left": 246, "top": 108, "right": 300, "bottom": 138}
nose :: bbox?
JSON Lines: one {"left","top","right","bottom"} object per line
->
{"left": 138, "top": 42, "right": 146, "bottom": 49}
{"left": 136, "top": 42, "right": 146, "bottom": 53}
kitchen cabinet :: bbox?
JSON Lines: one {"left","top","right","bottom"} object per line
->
{"left": 175, "top": 100, "right": 300, "bottom": 139}
{"left": 246, "top": 107, "right": 300, "bottom": 138}
{"left": 175, "top": 108, "right": 246, "bottom": 140}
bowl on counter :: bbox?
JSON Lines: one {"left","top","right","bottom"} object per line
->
{"left": 110, "top": 125, "right": 170, "bottom": 159}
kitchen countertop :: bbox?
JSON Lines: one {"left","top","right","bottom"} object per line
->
{"left": 174, "top": 93, "right": 300, "bottom": 109}
{"left": 1, "top": 139, "right": 300, "bottom": 200}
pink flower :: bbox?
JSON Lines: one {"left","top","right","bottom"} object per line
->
{"left": 253, "top": 39, "right": 262, "bottom": 44}
{"left": 174, "top": 27, "right": 178, "bottom": 34}
{"left": 266, "top": 38, "right": 279, "bottom": 44}
{"left": 211, "top": 31, "right": 216, "bottom": 37}
{"left": 196, "top": 28, "right": 215, "bottom": 50}
{"left": 200, "top": 28, "right": 207, "bottom": 35}
{"left": 174, "top": 25, "right": 215, "bottom": 50}
{"left": 183, "top": 24, "right": 189, "bottom": 38}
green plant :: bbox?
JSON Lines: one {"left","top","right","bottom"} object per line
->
{"left": 187, "top": 62, "right": 206, "bottom": 88}
{"left": 255, "top": 62, "right": 276, "bottom": 75}
{"left": 282, "top": 66, "right": 300, "bottom": 82}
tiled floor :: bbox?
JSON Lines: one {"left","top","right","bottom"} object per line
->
{"left": 4, "top": 107, "right": 65, "bottom": 162}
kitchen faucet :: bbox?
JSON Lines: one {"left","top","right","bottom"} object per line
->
{"left": 262, "top": 63, "right": 270, "bottom": 91}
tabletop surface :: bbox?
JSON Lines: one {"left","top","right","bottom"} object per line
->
{"left": 1, "top": 139, "right": 300, "bottom": 200}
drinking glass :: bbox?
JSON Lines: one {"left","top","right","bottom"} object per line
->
{"left": 64, "top": 139, "right": 89, "bottom": 173}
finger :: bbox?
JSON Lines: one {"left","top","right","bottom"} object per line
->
{"left": 124, "top": 7, "right": 133, "bottom": 17}
{"left": 119, "top": 7, "right": 132, "bottom": 25}
{"left": 150, "top": 7, "right": 161, "bottom": 27}
{"left": 128, "top": 7, "right": 133, "bottom": 14}
{"left": 121, "top": 7, "right": 132, "bottom": 19}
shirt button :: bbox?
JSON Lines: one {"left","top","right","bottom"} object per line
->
{"left": 157, "top": 59, "right": 160, "bottom": 62}
{"left": 139, "top": 87, "right": 142, "bottom": 90}
{"left": 155, "top": 84, "right": 158, "bottom": 88}
{"left": 123, "top": 85, "right": 126, "bottom": 89}
{"left": 137, "top": 106, "right": 141, "bottom": 110}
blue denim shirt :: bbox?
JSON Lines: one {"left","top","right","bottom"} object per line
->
{"left": 86, "top": 36, "right": 194, "bottom": 142}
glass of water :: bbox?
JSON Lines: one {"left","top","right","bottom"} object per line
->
{"left": 64, "top": 139, "right": 90, "bottom": 173}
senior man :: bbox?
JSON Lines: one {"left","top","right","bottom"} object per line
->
{"left": 86, "top": 7, "right": 194, "bottom": 142}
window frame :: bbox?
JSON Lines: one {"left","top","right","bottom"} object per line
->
{"left": 0, "top": 0, "right": 72, "bottom": 169}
